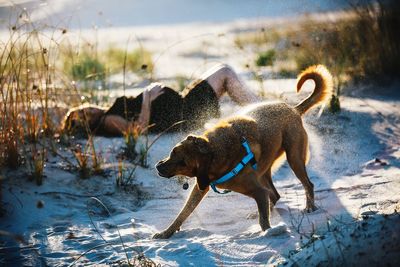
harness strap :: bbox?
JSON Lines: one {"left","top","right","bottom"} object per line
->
{"left": 210, "top": 137, "right": 257, "bottom": 194}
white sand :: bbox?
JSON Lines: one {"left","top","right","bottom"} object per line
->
{"left": 1, "top": 18, "right": 400, "bottom": 266}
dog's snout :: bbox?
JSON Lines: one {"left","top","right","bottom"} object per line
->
{"left": 155, "top": 159, "right": 165, "bottom": 171}
{"left": 156, "top": 159, "right": 173, "bottom": 178}
{"left": 156, "top": 159, "right": 166, "bottom": 166}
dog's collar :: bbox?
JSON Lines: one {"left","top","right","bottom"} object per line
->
{"left": 210, "top": 137, "right": 257, "bottom": 194}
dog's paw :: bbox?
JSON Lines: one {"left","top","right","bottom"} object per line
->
{"left": 304, "top": 204, "right": 318, "bottom": 213}
{"left": 152, "top": 230, "right": 173, "bottom": 239}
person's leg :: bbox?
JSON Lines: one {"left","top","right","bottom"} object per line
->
{"left": 201, "top": 64, "right": 259, "bottom": 105}
{"left": 101, "top": 83, "right": 164, "bottom": 135}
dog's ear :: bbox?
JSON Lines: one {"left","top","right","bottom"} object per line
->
{"left": 196, "top": 155, "right": 212, "bottom": 191}
{"left": 185, "top": 135, "right": 212, "bottom": 190}
{"left": 186, "top": 135, "right": 210, "bottom": 154}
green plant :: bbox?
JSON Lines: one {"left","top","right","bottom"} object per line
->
{"left": 329, "top": 94, "right": 341, "bottom": 113}
{"left": 123, "top": 124, "right": 142, "bottom": 160}
{"left": 71, "top": 55, "right": 105, "bottom": 81}
{"left": 136, "top": 121, "right": 185, "bottom": 169}
{"left": 72, "top": 138, "right": 104, "bottom": 179}
{"left": 234, "top": 1, "right": 400, "bottom": 98}
{"left": 116, "top": 160, "right": 137, "bottom": 187}
{"left": 234, "top": 28, "right": 280, "bottom": 49}
{"left": 31, "top": 150, "right": 45, "bottom": 185}
{"left": 88, "top": 136, "right": 104, "bottom": 176}
{"left": 137, "top": 144, "right": 148, "bottom": 168}
{"left": 255, "top": 49, "right": 276, "bottom": 67}
{"left": 105, "top": 47, "right": 153, "bottom": 75}
{"left": 175, "top": 75, "right": 191, "bottom": 92}
{"left": 73, "top": 145, "right": 91, "bottom": 179}
{"left": 294, "top": 1, "right": 400, "bottom": 82}
{"left": 278, "top": 68, "right": 296, "bottom": 78}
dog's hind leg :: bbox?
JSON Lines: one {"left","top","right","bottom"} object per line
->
{"left": 153, "top": 185, "right": 209, "bottom": 239}
{"left": 284, "top": 131, "right": 317, "bottom": 212}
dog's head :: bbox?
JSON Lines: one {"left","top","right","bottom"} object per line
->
{"left": 156, "top": 135, "right": 213, "bottom": 190}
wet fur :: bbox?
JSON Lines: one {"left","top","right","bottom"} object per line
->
{"left": 155, "top": 65, "right": 333, "bottom": 239}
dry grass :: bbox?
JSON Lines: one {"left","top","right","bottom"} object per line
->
{"left": 0, "top": 7, "right": 153, "bottom": 182}
{"left": 0, "top": 10, "right": 68, "bottom": 181}
{"left": 235, "top": 1, "right": 400, "bottom": 94}
{"left": 288, "top": 2, "right": 400, "bottom": 88}
{"left": 74, "top": 151, "right": 103, "bottom": 178}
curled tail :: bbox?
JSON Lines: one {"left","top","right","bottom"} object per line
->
{"left": 295, "top": 65, "right": 333, "bottom": 115}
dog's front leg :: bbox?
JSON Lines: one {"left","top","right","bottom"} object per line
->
{"left": 253, "top": 188, "right": 271, "bottom": 231}
{"left": 153, "top": 185, "right": 209, "bottom": 239}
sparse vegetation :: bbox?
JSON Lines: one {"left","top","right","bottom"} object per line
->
{"left": 63, "top": 46, "right": 153, "bottom": 87}
{"left": 116, "top": 160, "right": 137, "bottom": 187}
{"left": 28, "top": 147, "right": 46, "bottom": 185}
{"left": 72, "top": 139, "right": 104, "bottom": 179}
{"left": 70, "top": 54, "right": 105, "bottom": 82}
{"left": 289, "top": 1, "right": 400, "bottom": 110}
{"left": 105, "top": 47, "right": 153, "bottom": 76}
{"left": 122, "top": 124, "right": 142, "bottom": 160}
{"left": 175, "top": 75, "right": 191, "bottom": 92}
{"left": 235, "top": 1, "right": 400, "bottom": 111}
{"left": 255, "top": 49, "right": 276, "bottom": 67}
{"left": 294, "top": 1, "right": 400, "bottom": 82}
{"left": 2, "top": 1, "right": 399, "bottom": 266}
{"left": 0, "top": 10, "right": 67, "bottom": 174}
{"left": 0, "top": 7, "right": 153, "bottom": 183}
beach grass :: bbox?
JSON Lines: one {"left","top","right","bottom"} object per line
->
{"left": 236, "top": 1, "right": 400, "bottom": 93}
{"left": 0, "top": 7, "right": 154, "bottom": 180}
{"left": 0, "top": 8, "right": 158, "bottom": 263}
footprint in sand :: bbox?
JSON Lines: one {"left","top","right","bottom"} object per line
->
{"left": 365, "top": 158, "right": 389, "bottom": 170}
{"left": 361, "top": 173, "right": 374, "bottom": 177}
{"left": 246, "top": 212, "right": 258, "bottom": 220}
{"left": 252, "top": 250, "right": 275, "bottom": 262}
{"left": 350, "top": 193, "right": 368, "bottom": 199}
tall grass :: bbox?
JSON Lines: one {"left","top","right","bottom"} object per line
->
{"left": 105, "top": 46, "right": 153, "bottom": 76}
{"left": 290, "top": 1, "right": 399, "bottom": 88}
{"left": 0, "top": 7, "right": 154, "bottom": 183}
{"left": 0, "top": 9, "right": 67, "bottom": 183}
{"left": 60, "top": 44, "right": 153, "bottom": 105}
{"left": 235, "top": 1, "right": 400, "bottom": 98}
{"left": 288, "top": 1, "right": 400, "bottom": 112}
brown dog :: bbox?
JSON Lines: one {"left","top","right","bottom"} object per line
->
{"left": 155, "top": 65, "right": 333, "bottom": 239}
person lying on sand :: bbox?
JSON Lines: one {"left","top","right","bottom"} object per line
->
{"left": 61, "top": 64, "right": 260, "bottom": 136}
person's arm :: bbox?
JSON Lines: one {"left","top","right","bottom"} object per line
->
{"left": 101, "top": 83, "right": 165, "bottom": 135}
{"left": 137, "top": 83, "right": 165, "bottom": 131}
{"left": 102, "top": 114, "right": 131, "bottom": 135}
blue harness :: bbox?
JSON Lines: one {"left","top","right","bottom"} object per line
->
{"left": 210, "top": 137, "right": 257, "bottom": 194}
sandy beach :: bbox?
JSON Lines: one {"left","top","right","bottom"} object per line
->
{"left": 1, "top": 2, "right": 400, "bottom": 266}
